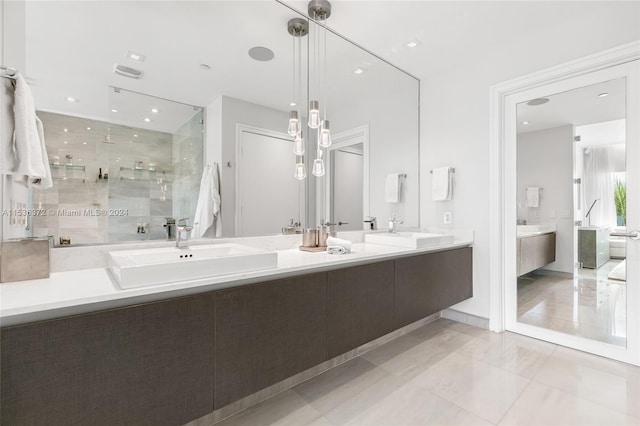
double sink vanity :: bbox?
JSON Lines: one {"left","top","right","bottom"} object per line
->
{"left": 1, "top": 230, "right": 472, "bottom": 426}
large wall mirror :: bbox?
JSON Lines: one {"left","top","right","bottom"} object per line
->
{"left": 2, "top": 0, "right": 419, "bottom": 246}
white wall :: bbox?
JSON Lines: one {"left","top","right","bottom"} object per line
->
{"left": 517, "top": 126, "right": 574, "bottom": 274}
{"left": 331, "top": 77, "right": 419, "bottom": 229}
{"left": 421, "top": 17, "right": 640, "bottom": 318}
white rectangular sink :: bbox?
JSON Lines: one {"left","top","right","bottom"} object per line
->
{"left": 108, "top": 243, "right": 278, "bottom": 289}
{"left": 364, "top": 232, "right": 454, "bottom": 249}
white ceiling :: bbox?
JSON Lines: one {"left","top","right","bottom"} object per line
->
{"left": 516, "top": 78, "right": 626, "bottom": 134}
{"left": 20, "top": 1, "right": 640, "bottom": 134}
{"left": 285, "top": 1, "right": 640, "bottom": 79}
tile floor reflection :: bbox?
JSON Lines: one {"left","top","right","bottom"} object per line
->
{"left": 518, "top": 260, "right": 627, "bottom": 346}
{"left": 215, "top": 319, "right": 639, "bottom": 426}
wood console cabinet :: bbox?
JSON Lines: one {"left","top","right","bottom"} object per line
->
{"left": 214, "top": 273, "right": 327, "bottom": 409}
{"left": 327, "top": 261, "right": 395, "bottom": 358}
{"left": 517, "top": 232, "right": 556, "bottom": 276}
{"left": 394, "top": 247, "right": 473, "bottom": 329}
{"left": 0, "top": 293, "right": 216, "bottom": 426}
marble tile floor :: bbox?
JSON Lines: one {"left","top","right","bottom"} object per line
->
{"left": 518, "top": 261, "right": 627, "bottom": 346}
{"left": 214, "top": 319, "right": 640, "bottom": 426}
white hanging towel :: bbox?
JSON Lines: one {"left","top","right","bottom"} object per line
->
{"left": 192, "top": 164, "right": 222, "bottom": 238}
{"left": 1, "top": 77, "right": 16, "bottom": 174}
{"left": 385, "top": 173, "right": 401, "bottom": 203}
{"left": 12, "top": 74, "right": 52, "bottom": 189}
{"left": 432, "top": 167, "right": 452, "bottom": 201}
{"left": 526, "top": 187, "right": 540, "bottom": 207}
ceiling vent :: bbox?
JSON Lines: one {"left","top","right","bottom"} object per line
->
{"left": 113, "top": 64, "right": 143, "bottom": 79}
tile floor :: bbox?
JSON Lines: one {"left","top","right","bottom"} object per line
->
{"left": 215, "top": 319, "right": 640, "bottom": 425}
{"left": 518, "top": 260, "right": 627, "bottom": 346}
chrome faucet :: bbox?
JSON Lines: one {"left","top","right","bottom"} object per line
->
{"left": 176, "top": 218, "right": 193, "bottom": 248}
{"left": 388, "top": 214, "right": 403, "bottom": 233}
{"left": 364, "top": 216, "right": 377, "bottom": 230}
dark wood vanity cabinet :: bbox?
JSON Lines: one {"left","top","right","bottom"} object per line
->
{"left": 1, "top": 246, "right": 473, "bottom": 425}
{"left": 0, "top": 293, "right": 216, "bottom": 426}
{"left": 214, "top": 273, "right": 327, "bottom": 409}
{"left": 327, "top": 261, "right": 395, "bottom": 358}
{"left": 394, "top": 247, "right": 473, "bottom": 329}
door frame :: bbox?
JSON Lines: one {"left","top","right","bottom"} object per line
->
{"left": 488, "top": 41, "right": 640, "bottom": 365}
{"left": 323, "top": 125, "right": 370, "bottom": 229}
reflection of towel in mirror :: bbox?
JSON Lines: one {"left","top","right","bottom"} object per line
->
{"left": 193, "top": 164, "right": 222, "bottom": 238}
{"left": 526, "top": 187, "right": 540, "bottom": 207}
{"left": 432, "top": 167, "right": 451, "bottom": 201}
{"left": 13, "top": 74, "right": 52, "bottom": 189}
{"left": 1, "top": 78, "right": 16, "bottom": 174}
{"left": 385, "top": 173, "right": 401, "bottom": 203}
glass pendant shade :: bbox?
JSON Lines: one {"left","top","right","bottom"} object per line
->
{"left": 312, "top": 158, "right": 325, "bottom": 177}
{"left": 308, "top": 100, "right": 321, "bottom": 129}
{"left": 319, "top": 120, "right": 331, "bottom": 148}
{"left": 294, "top": 155, "right": 306, "bottom": 180}
{"left": 288, "top": 110, "right": 300, "bottom": 136}
{"left": 293, "top": 132, "right": 305, "bottom": 155}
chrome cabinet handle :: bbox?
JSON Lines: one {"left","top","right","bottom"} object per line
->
{"left": 610, "top": 230, "right": 640, "bottom": 240}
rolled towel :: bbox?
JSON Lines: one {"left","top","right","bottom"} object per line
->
{"left": 327, "top": 236, "right": 352, "bottom": 251}
{"left": 327, "top": 246, "right": 348, "bottom": 255}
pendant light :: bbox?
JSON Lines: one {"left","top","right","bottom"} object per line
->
{"left": 287, "top": 18, "right": 309, "bottom": 176}
{"left": 309, "top": 0, "right": 332, "bottom": 176}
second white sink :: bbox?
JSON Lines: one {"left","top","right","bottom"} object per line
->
{"left": 365, "top": 232, "right": 454, "bottom": 249}
{"left": 108, "top": 243, "right": 278, "bottom": 289}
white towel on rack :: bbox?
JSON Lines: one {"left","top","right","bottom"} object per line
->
{"left": 526, "top": 187, "right": 540, "bottom": 207}
{"left": 12, "top": 74, "right": 52, "bottom": 189}
{"left": 192, "top": 163, "right": 222, "bottom": 238}
{"left": 385, "top": 173, "right": 402, "bottom": 203}
{"left": 432, "top": 167, "right": 452, "bottom": 201}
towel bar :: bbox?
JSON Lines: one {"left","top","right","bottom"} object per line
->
{"left": 429, "top": 168, "right": 455, "bottom": 174}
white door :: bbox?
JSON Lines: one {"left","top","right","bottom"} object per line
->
{"left": 505, "top": 60, "right": 640, "bottom": 365}
{"left": 236, "top": 128, "right": 302, "bottom": 236}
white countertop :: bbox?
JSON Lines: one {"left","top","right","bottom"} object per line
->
{"left": 0, "top": 239, "right": 472, "bottom": 327}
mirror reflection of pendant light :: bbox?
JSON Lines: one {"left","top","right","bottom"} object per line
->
{"left": 312, "top": 149, "right": 325, "bottom": 177}
{"left": 309, "top": 0, "right": 332, "bottom": 175}
{"left": 294, "top": 155, "right": 307, "bottom": 180}
{"left": 287, "top": 18, "right": 309, "bottom": 175}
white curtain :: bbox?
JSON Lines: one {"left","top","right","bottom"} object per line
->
{"left": 583, "top": 147, "right": 616, "bottom": 227}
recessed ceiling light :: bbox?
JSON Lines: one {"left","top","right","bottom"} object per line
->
{"left": 63, "top": 128, "right": 68, "bottom": 132}
{"left": 151, "top": 108, "right": 159, "bottom": 113}
{"left": 248, "top": 46, "right": 275, "bottom": 62}
{"left": 522, "top": 121, "right": 530, "bottom": 125}
{"left": 353, "top": 68, "right": 365, "bottom": 75}
{"left": 86, "top": 127, "right": 91, "bottom": 130}
{"left": 133, "top": 134, "right": 138, "bottom": 138}
{"left": 144, "top": 118, "right": 151, "bottom": 122}
{"left": 63, "top": 141, "right": 68, "bottom": 144}
{"left": 598, "top": 92, "right": 609, "bottom": 98}
{"left": 111, "top": 109, "right": 118, "bottom": 113}
{"left": 527, "top": 98, "right": 550, "bottom": 106}
{"left": 183, "top": 157, "right": 187, "bottom": 161}
{"left": 83, "top": 142, "right": 87, "bottom": 145}
{"left": 127, "top": 50, "right": 145, "bottom": 62}
{"left": 66, "top": 97, "right": 78, "bottom": 103}
{"left": 200, "top": 63, "right": 211, "bottom": 70}
{"left": 290, "top": 102, "right": 297, "bottom": 107}
{"left": 407, "top": 39, "right": 422, "bottom": 48}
